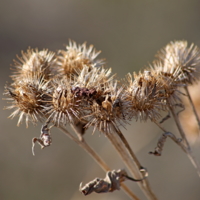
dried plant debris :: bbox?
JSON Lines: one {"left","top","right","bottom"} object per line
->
{"left": 149, "top": 132, "right": 185, "bottom": 156}
{"left": 80, "top": 169, "right": 148, "bottom": 195}
{"left": 32, "top": 124, "right": 52, "bottom": 156}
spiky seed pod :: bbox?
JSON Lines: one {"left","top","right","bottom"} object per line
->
{"left": 70, "top": 65, "right": 114, "bottom": 113}
{"left": 83, "top": 81, "right": 132, "bottom": 134}
{"left": 4, "top": 72, "right": 50, "bottom": 127}
{"left": 126, "top": 71, "right": 167, "bottom": 122}
{"left": 149, "top": 62, "right": 184, "bottom": 105}
{"left": 54, "top": 41, "right": 105, "bottom": 77}
{"left": 45, "top": 78, "right": 84, "bottom": 127}
{"left": 73, "top": 65, "right": 113, "bottom": 90}
{"left": 11, "top": 48, "right": 56, "bottom": 81}
{"left": 155, "top": 41, "right": 200, "bottom": 85}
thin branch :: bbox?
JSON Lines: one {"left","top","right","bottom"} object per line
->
{"left": 168, "top": 102, "right": 190, "bottom": 148}
{"left": 58, "top": 125, "right": 140, "bottom": 200}
{"left": 103, "top": 124, "right": 158, "bottom": 200}
{"left": 154, "top": 121, "right": 189, "bottom": 153}
{"left": 167, "top": 102, "right": 200, "bottom": 177}
{"left": 114, "top": 128, "right": 156, "bottom": 200}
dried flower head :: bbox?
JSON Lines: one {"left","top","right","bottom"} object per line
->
{"left": 74, "top": 65, "right": 113, "bottom": 89}
{"left": 126, "top": 70, "right": 167, "bottom": 122}
{"left": 84, "top": 80, "right": 132, "bottom": 134}
{"left": 54, "top": 40, "right": 105, "bottom": 77}
{"left": 149, "top": 62, "right": 184, "bottom": 106}
{"left": 4, "top": 72, "right": 50, "bottom": 127}
{"left": 45, "top": 78, "right": 83, "bottom": 127}
{"left": 66, "top": 65, "right": 128, "bottom": 134}
{"left": 11, "top": 48, "right": 56, "bottom": 81}
{"left": 155, "top": 41, "right": 200, "bottom": 84}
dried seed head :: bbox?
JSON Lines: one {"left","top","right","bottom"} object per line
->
{"left": 74, "top": 65, "right": 113, "bottom": 89}
{"left": 54, "top": 40, "right": 105, "bottom": 77}
{"left": 155, "top": 41, "right": 200, "bottom": 84}
{"left": 149, "top": 62, "right": 184, "bottom": 105}
{"left": 4, "top": 73, "right": 50, "bottom": 127}
{"left": 126, "top": 70, "right": 167, "bottom": 122}
{"left": 45, "top": 78, "right": 83, "bottom": 127}
{"left": 84, "top": 81, "right": 131, "bottom": 134}
{"left": 11, "top": 48, "right": 56, "bottom": 81}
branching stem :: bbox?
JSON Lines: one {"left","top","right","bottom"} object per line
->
{"left": 167, "top": 101, "right": 200, "bottom": 177}
{"left": 58, "top": 125, "right": 141, "bottom": 200}
{"left": 103, "top": 125, "right": 158, "bottom": 200}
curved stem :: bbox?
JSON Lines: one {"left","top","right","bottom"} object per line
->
{"left": 58, "top": 125, "right": 140, "bottom": 200}
{"left": 153, "top": 121, "right": 188, "bottom": 153}
{"left": 168, "top": 102, "right": 200, "bottom": 177}
{"left": 168, "top": 102, "right": 190, "bottom": 148}
{"left": 115, "top": 128, "right": 156, "bottom": 199}
{"left": 103, "top": 124, "right": 158, "bottom": 200}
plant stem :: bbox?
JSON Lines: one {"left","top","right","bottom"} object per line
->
{"left": 103, "top": 124, "right": 158, "bottom": 200}
{"left": 115, "top": 128, "right": 156, "bottom": 199}
{"left": 168, "top": 103, "right": 200, "bottom": 177}
{"left": 184, "top": 86, "right": 200, "bottom": 129}
{"left": 58, "top": 125, "right": 140, "bottom": 200}
{"left": 168, "top": 103, "right": 190, "bottom": 148}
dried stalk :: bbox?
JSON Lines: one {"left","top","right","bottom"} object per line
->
{"left": 103, "top": 124, "right": 157, "bottom": 200}
{"left": 114, "top": 128, "right": 156, "bottom": 198}
{"left": 168, "top": 103, "right": 190, "bottom": 148}
{"left": 167, "top": 102, "right": 200, "bottom": 177}
{"left": 58, "top": 125, "right": 140, "bottom": 200}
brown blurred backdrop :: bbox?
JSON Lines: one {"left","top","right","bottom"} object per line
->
{"left": 1, "top": 1, "right": 200, "bottom": 200}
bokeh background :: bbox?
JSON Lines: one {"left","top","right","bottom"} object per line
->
{"left": 1, "top": 1, "right": 200, "bottom": 200}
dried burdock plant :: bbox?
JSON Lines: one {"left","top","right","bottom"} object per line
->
{"left": 150, "top": 41, "right": 200, "bottom": 177}
{"left": 3, "top": 40, "right": 200, "bottom": 200}
{"left": 154, "top": 41, "right": 200, "bottom": 131}
{"left": 11, "top": 48, "right": 56, "bottom": 81}
{"left": 125, "top": 70, "right": 167, "bottom": 122}
{"left": 83, "top": 80, "right": 131, "bottom": 134}
{"left": 155, "top": 40, "right": 200, "bottom": 84}
{"left": 149, "top": 62, "right": 184, "bottom": 106}
{"left": 54, "top": 40, "right": 105, "bottom": 77}
{"left": 45, "top": 78, "right": 84, "bottom": 127}
{"left": 4, "top": 72, "right": 51, "bottom": 127}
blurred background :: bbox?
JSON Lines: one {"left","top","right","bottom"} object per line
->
{"left": 1, "top": 1, "right": 200, "bottom": 200}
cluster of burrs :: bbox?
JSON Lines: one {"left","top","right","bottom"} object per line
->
{"left": 3, "top": 40, "right": 200, "bottom": 199}
{"left": 3, "top": 40, "right": 200, "bottom": 155}
{"left": 4, "top": 40, "right": 200, "bottom": 135}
